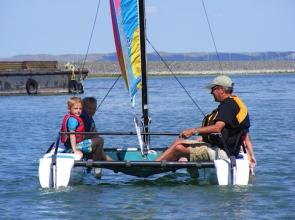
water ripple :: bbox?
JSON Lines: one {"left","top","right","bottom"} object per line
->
{"left": 1, "top": 75, "right": 295, "bottom": 219}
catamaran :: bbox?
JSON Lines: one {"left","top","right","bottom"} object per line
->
{"left": 39, "top": 0, "right": 250, "bottom": 188}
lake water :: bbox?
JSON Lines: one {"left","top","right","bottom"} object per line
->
{"left": 1, "top": 74, "right": 295, "bottom": 219}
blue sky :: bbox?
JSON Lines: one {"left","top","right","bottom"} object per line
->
{"left": 0, "top": 0, "right": 294, "bottom": 58}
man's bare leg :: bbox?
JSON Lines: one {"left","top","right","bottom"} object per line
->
{"left": 156, "top": 139, "right": 190, "bottom": 161}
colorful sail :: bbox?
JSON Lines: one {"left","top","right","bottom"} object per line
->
{"left": 110, "top": 0, "right": 142, "bottom": 98}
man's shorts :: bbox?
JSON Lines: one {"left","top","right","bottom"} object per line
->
{"left": 64, "top": 139, "right": 92, "bottom": 154}
{"left": 184, "top": 140, "right": 228, "bottom": 162}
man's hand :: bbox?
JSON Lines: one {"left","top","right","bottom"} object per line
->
{"left": 179, "top": 128, "right": 196, "bottom": 139}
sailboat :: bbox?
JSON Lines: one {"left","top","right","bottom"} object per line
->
{"left": 39, "top": 0, "right": 250, "bottom": 188}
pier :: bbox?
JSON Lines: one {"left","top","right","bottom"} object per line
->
{"left": 0, "top": 61, "right": 88, "bottom": 95}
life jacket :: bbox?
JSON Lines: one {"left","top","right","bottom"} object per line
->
{"left": 201, "top": 109, "right": 218, "bottom": 144}
{"left": 80, "top": 111, "right": 95, "bottom": 132}
{"left": 60, "top": 114, "right": 85, "bottom": 144}
{"left": 201, "top": 95, "right": 248, "bottom": 156}
{"left": 229, "top": 95, "right": 248, "bottom": 124}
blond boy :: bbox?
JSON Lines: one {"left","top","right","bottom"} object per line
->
{"left": 60, "top": 97, "right": 109, "bottom": 161}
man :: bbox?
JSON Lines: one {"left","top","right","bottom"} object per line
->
{"left": 156, "top": 75, "right": 256, "bottom": 173}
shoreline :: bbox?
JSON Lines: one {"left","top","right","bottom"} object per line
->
{"left": 79, "top": 60, "right": 295, "bottom": 78}
{"left": 87, "top": 69, "right": 295, "bottom": 78}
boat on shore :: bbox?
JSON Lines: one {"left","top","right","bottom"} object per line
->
{"left": 0, "top": 61, "right": 87, "bottom": 95}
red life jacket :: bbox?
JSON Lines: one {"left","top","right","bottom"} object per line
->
{"left": 60, "top": 114, "right": 85, "bottom": 144}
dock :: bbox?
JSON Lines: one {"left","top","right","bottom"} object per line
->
{"left": 0, "top": 61, "right": 88, "bottom": 95}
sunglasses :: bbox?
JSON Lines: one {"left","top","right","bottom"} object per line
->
{"left": 211, "top": 85, "right": 220, "bottom": 93}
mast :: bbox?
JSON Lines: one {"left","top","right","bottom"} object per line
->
{"left": 138, "top": 0, "right": 150, "bottom": 150}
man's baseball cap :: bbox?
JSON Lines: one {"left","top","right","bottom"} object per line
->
{"left": 207, "top": 75, "right": 234, "bottom": 89}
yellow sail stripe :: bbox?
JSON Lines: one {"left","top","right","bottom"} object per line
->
{"left": 130, "top": 27, "right": 142, "bottom": 90}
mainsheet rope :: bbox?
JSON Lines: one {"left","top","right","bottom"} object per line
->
{"left": 145, "top": 1, "right": 225, "bottom": 117}
{"left": 94, "top": 76, "right": 147, "bottom": 157}
{"left": 146, "top": 38, "right": 206, "bottom": 117}
{"left": 201, "top": 0, "right": 224, "bottom": 73}
{"left": 96, "top": 75, "right": 121, "bottom": 111}
{"left": 76, "top": 0, "right": 102, "bottom": 86}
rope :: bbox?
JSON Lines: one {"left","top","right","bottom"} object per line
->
{"left": 146, "top": 38, "right": 206, "bottom": 117}
{"left": 201, "top": 0, "right": 223, "bottom": 73}
{"left": 78, "top": 0, "right": 102, "bottom": 82}
{"left": 96, "top": 75, "right": 121, "bottom": 111}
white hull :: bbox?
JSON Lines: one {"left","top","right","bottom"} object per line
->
{"left": 214, "top": 153, "right": 250, "bottom": 185}
{"left": 187, "top": 153, "right": 250, "bottom": 185}
{"left": 39, "top": 150, "right": 250, "bottom": 188}
{"left": 39, "top": 152, "right": 82, "bottom": 188}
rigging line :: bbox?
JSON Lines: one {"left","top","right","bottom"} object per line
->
{"left": 78, "top": 0, "right": 101, "bottom": 75}
{"left": 201, "top": 0, "right": 223, "bottom": 73}
{"left": 96, "top": 75, "right": 121, "bottom": 111}
{"left": 146, "top": 38, "right": 206, "bottom": 117}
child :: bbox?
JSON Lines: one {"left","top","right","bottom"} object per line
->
{"left": 60, "top": 97, "right": 85, "bottom": 158}
{"left": 81, "top": 97, "right": 100, "bottom": 139}
{"left": 80, "top": 97, "right": 111, "bottom": 161}
{"left": 80, "top": 97, "right": 112, "bottom": 178}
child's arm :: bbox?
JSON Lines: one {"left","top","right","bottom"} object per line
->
{"left": 67, "top": 117, "right": 83, "bottom": 158}
{"left": 69, "top": 131, "right": 83, "bottom": 158}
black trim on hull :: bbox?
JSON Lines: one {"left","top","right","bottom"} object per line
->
{"left": 74, "top": 160, "right": 215, "bottom": 178}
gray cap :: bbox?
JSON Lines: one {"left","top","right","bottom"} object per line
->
{"left": 207, "top": 75, "right": 234, "bottom": 89}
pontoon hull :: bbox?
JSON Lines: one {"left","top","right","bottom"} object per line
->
{"left": 38, "top": 148, "right": 250, "bottom": 188}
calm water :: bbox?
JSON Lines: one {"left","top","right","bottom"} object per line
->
{"left": 1, "top": 74, "right": 295, "bottom": 219}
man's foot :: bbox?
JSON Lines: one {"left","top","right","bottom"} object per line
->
{"left": 93, "top": 168, "right": 102, "bottom": 179}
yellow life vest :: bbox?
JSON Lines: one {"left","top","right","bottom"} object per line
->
{"left": 229, "top": 95, "right": 248, "bottom": 124}
{"left": 201, "top": 109, "right": 218, "bottom": 143}
{"left": 201, "top": 95, "right": 248, "bottom": 148}
{"left": 202, "top": 109, "right": 218, "bottom": 127}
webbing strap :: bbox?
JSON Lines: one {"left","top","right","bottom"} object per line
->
{"left": 50, "top": 134, "right": 60, "bottom": 188}
{"left": 218, "top": 133, "right": 237, "bottom": 185}
{"left": 131, "top": 97, "right": 147, "bottom": 158}
{"left": 214, "top": 148, "right": 219, "bottom": 160}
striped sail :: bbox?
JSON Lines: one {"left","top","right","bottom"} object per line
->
{"left": 110, "top": 0, "right": 142, "bottom": 98}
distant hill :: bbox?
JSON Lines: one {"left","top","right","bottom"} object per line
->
{"left": 1, "top": 51, "right": 294, "bottom": 62}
